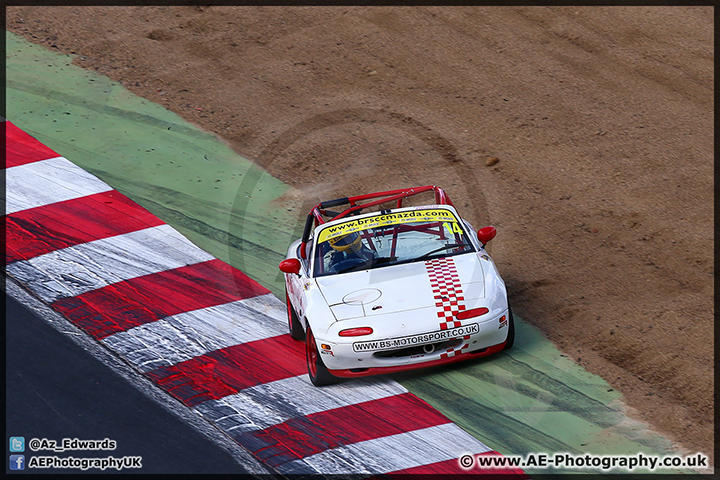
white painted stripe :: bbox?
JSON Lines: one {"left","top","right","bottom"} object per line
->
{"left": 194, "top": 374, "right": 408, "bottom": 436}
{"left": 6, "top": 224, "right": 214, "bottom": 303}
{"left": 103, "top": 294, "right": 288, "bottom": 372}
{"left": 277, "top": 423, "right": 492, "bottom": 475}
{"left": 237, "top": 293, "right": 288, "bottom": 320}
{"left": 5, "top": 156, "right": 113, "bottom": 215}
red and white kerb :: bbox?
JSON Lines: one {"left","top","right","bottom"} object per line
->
{"left": 425, "top": 257, "right": 466, "bottom": 330}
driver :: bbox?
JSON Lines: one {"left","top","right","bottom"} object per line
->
{"left": 323, "top": 231, "right": 375, "bottom": 273}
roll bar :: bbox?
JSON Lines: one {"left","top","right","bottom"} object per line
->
{"left": 299, "top": 186, "right": 455, "bottom": 256}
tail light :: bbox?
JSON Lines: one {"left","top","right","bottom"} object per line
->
{"left": 456, "top": 307, "right": 489, "bottom": 320}
{"left": 339, "top": 327, "right": 374, "bottom": 337}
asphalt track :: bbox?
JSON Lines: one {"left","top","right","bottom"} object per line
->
{"left": 5, "top": 287, "right": 271, "bottom": 475}
{"left": 5, "top": 31, "right": 690, "bottom": 475}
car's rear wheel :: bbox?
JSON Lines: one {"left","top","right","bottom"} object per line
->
{"left": 306, "top": 327, "right": 340, "bottom": 386}
{"left": 285, "top": 289, "right": 305, "bottom": 341}
{"left": 503, "top": 306, "right": 515, "bottom": 350}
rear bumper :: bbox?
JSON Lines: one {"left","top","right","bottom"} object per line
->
{"left": 327, "top": 340, "right": 507, "bottom": 378}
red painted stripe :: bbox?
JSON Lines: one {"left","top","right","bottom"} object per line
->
{"left": 426, "top": 257, "right": 466, "bottom": 331}
{"left": 5, "top": 122, "right": 59, "bottom": 167}
{"left": 6, "top": 191, "right": 165, "bottom": 263}
{"left": 51, "top": 259, "right": 271, "bottom": 339}
{"left": 147, "top": 335, "right": 306, "bottom": 407}
{"left": 239, "top": 393, "right": 451, "bottom": 466}
{"left": 383, "top": 451, "right": 528, "bottom": 476}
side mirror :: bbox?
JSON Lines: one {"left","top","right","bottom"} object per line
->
{"left": 279, "top": 258, "right": 301, "bottom": 275}
{"left": 477, "top": 226, "right": 497, "bottom": 246}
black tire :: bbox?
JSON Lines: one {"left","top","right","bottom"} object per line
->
{"left": 285, "top": 289, "right": 305, "bottom": 341}
{"left": 306, "top": 327, "right": 340, "bottom": 386}
{"left": 503, "top": 306, "right": 515, "bottom": 350}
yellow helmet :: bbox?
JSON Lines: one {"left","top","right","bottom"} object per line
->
{"left": 328, "top": 232, "right": 362, "bottom": 253}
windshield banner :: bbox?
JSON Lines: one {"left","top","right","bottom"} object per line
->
{"left": 318, "top": 208, "right": 459, "bottom": 243}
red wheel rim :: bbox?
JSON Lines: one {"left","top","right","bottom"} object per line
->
{"left": 306, "top": 328, "right": 318, "bottom": 378}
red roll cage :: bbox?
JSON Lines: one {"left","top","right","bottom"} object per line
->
{"left": 300, "top": 185, "right": 455, "bottom": 259}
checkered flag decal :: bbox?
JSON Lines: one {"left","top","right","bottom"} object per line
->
{"left": 425, "top": 257, "right": 466, "bottom": 331}
{"left": 440, "top": 342, "right": 470, "bottom": 359}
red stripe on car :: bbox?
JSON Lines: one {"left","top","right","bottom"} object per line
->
{"left": 425, "top": 257, "right": 466, "bottom": 330}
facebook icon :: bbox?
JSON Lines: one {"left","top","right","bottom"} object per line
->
{"left": 9, "top": 455, "right": 25, "bottom": 470}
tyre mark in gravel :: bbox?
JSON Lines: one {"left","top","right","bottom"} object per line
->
{"left": 230, "top": 107, "right": 492, "bottom": 279}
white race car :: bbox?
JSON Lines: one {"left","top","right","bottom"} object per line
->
{"left": 279, "top": 186, "right": 513, "bottom": 386}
